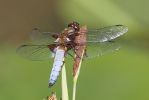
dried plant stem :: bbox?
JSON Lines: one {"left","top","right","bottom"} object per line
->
{"left": 72, "top": 50, "right": 84, "bottom": 100}
{"left": 62, "top": 61, "right": 69, "bottom": 100}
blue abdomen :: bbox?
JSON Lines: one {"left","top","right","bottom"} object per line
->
{"left": 49, "top": 48, "right": 65, "bottom": 87}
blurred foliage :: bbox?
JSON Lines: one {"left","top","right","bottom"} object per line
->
{"left": 0, "top": 0, "right": 149, "bottom": 100}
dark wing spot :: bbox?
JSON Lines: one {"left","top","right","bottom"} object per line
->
{"left": 115, "top": 24, "right": 123, "bottom": 26}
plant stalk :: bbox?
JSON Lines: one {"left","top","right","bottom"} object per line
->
{"left": 62, "top": 61, "right": 69, "bottom": 100}
{"left": 72, "top": 50, "right": 84, "bottom": 100}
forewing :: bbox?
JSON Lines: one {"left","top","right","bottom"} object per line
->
{"left": 17, "top": 45, "right": 53, "bottom": 61}
{"left": 87, "top": 25, "right": 128, "bottom": 42}
{"left": 29, "top": 28, "right": 58, "bottom": 44}
{"left": 85, "top": 42, "right": 120, "bottom": 59}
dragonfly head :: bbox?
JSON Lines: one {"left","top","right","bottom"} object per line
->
{"left": 68, "top": 21, "right": 80, "bottom": 32}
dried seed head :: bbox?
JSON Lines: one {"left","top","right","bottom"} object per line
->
{"left": 73, "top": 26, "right": 87, "bottom": 77}
{"left": 47, "top": 92, "right": 57, "bottom": 100}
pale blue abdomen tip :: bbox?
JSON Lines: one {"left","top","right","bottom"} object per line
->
{"left": 49, "top": 80, "right": 56, "bottom": 88}
{"left": 49, "top": 83, "right": 54, "bottom": 88}
{"left": 49, "top": 77, "right": 57, "bottom": 88}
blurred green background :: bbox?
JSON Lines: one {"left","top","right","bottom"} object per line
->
{"left": 0, "top": 0, "right": 149, "bottom": 100}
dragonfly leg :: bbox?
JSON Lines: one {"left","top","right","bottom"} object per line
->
{"left": 67, "top": 43, "right": 81, "bottom": 59}
{"left": 62, "top": 61, "right": 65, "bottom": 67}
{"left": 66, "top": 52, "right": 75, "bottom": 59}
{"left": 73, "top": 49, "right": 82, "bottom": 59}
{"left": 83, "top": 48, "right": 88, "bottom": 58}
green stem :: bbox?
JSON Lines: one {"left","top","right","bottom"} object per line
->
{"left": 72, "top": 79, "right": 77, "bottom": 100}
{"left": 62, "top": 62, "right": 69, "bottom": 100}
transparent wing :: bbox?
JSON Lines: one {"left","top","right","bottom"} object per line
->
{"left": 87, "top": 25, "right": 128, "bottom": 42}
{"left": 16, "top": 44, "right": 54, "bottom": 61}
{"left": 65, "top": 49, "right": 75, "bottom": 59}
{"left": 84, "top": 42, "right": 120, "bottom": 59}
{"left": 29, "top": 28, "right": 58, "bottom": 44}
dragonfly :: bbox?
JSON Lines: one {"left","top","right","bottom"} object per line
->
{"left": 17, "top": 21, "right": 128, "bottom": 87}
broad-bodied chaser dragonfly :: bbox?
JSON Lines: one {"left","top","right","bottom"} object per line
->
{"left": 17, "top": 21, "right": 128, "bottom": 87}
